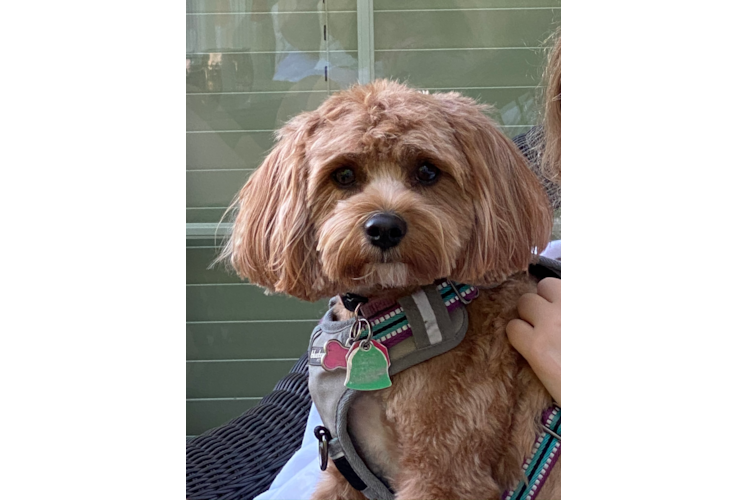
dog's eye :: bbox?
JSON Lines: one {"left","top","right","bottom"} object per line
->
{"left": 332, "top": 167, "right": 356, "bottom": 187}
{"left": 416, "top": 162, "right": 440, "bottom": 185}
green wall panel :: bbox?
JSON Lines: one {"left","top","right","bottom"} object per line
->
{"left": 187, "top": 170, "right": 252, "bottom": 210}
{"left": 374, "top": 9, "right": 558, "bottom": 50}
{"left": 188, "top": 238, "right": 225, "bottom": 248}
{"left": 187, "top": 284, "right": 329, "bottom": 322}
{"left": 187, "top": 131, "right": 273, "bottom": 170}
{"left": 187, "top": 359, "right": 298, "bottom": 398}
{"left": 187, "top": 321, "right": 317, "bottom": 360}
{"left": 187, "top": 246, "right": 241, "bottom": 284}
{"left": 373, "top": 0, "right": 560, "bottom": 9}
{"left": 187, "top": 207, "right": 235, "bottom": 223}
{"left": 375, "top": 48, "right": 547, "bottom": 89}
{"left": 187, "top": 91, "right": 330, "bottom": 132}
{"left": 326, "top": 0, "right": 357, "bottom": 11}
{"left": 187, "top": 0, "right": 357, "bottom": 14}
{"left": 187, "top": 12, "right": 356, "bottom": 53}
{"left": 562, "top": 0, "right": 748, "bottom": 28}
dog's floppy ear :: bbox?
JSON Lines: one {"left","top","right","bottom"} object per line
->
{"left": 221, "top": 111, "right": 323, "bottom": 301}
{"left": 433, "top": 92, "right": 552, "bottom": 284}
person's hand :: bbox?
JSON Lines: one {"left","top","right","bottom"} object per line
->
{"left": 506, "top": 278, "right": 561, "bottom": 405}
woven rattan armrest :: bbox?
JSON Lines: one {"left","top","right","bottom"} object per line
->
{"left": 186, "top": 354, "right": 312, "bottom": 500}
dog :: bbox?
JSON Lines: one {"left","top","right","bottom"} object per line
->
{"left": 223, "top": 80, "right": 559, "bottom": 499}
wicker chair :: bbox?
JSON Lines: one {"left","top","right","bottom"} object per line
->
{"left": 186, "top": 354, "right": 312, "bottom": 500}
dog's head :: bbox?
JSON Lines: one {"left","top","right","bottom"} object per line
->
{"left": 223, "top": 80, "right": 551, "bottom": 301}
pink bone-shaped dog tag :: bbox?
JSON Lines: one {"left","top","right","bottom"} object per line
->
{"left": 321, "top": 339, "right": 350, "bottom": 371}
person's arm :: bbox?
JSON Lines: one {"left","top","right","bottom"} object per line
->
{"left": 506, "top": 278, "right": 561, "bottom": 405}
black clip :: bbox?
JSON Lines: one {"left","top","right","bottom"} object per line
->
{"left": 341, "top": 292, "right": 369, "bottom": 312}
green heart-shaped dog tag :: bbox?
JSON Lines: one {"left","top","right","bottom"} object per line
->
{"left": 344, "top": 340, "right": 392, "bottom": 391}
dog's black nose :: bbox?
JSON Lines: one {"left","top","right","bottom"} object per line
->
{"left": 364, "top": 213, "right": 407, "bottom": 250}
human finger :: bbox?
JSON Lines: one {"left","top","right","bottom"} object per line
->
{"left": 506, "top": 318, "right": 535, "bottom": 357}
{"left": 516, "top": 292, "right": 549, "bottom": 327}
{"left": 536, "top": 278, "right": 561, "bottom": 304}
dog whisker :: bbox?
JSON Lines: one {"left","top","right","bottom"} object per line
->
{"left": 351, "top": 267, "right": 376, "bottom": 281}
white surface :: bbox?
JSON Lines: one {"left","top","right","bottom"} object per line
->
{"left": 254, "top": 404, "right": 323, "bottom": 500}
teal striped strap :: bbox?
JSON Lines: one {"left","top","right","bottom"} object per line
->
{"left": 503, "top": 406, "right": 561, "bottom": 500}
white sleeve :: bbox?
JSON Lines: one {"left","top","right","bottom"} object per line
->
{"left": 540, "top": 240, "right": 561, "bottom": 261}
{"left": 254, "top": 403, "right": 324, "bottom": 499}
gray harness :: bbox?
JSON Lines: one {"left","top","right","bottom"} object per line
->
{"left": 306, "top": 258, "right": 561, "bottom": 499}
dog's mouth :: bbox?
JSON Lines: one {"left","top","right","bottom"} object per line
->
{"left": 376, "top": 248, "right": 400, "bottom": 264}
{"left": 344, "top": 237, "right": 456, "bottom": 290}
{"left": 357, "top": 262, "right": 411, "bottom": 288}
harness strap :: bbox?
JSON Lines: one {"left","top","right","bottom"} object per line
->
{"left": 332, "top": 456, "right": 367, "bottom": 491}
{"left": 309, "top": 261, "right": 560, "bottom": 499}
{"left": 502, "top": 406, "right": 561, "bottom": 500}
{"left": 350, "top": 280, "right": 478, "bottom": 349}
{"left": 328, "top": 406, "right": 561, "bottom": 498}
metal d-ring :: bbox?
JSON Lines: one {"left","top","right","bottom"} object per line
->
{"left": 447, "top": 279, "right": 474, "bottom": 305}
{"left": 314, "top": 426, "right": 331, "bottom": 471}
{"left": 346, "top": 304, "right": 373, "bottom": 347}
{"left": 351, "top": 317, "right": 373, "bottom": 348}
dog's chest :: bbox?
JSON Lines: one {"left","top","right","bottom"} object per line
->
{"left": 347, "top": 284, "right": 535, "bottom": 489}
{"left": 317, "top": 276, "right": 556, "bottom": 497}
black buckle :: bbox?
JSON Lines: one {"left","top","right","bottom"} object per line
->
{"left": 341, "top": 292, "right": 369, "bottom": 312}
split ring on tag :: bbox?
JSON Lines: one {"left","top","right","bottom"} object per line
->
{"left": 346, "top": 306, "right": 372, "bottom": 347}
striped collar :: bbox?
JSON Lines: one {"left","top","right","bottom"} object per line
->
{"left": 338, "top": 280, "right": 479, "bottom": 349}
